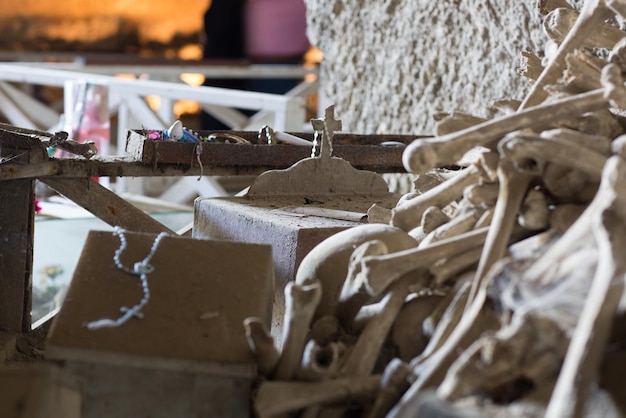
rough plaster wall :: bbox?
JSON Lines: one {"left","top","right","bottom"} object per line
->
{"left": 305, "top": 0, "right": 548, "bottom": 135}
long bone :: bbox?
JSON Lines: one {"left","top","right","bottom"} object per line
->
{"left": 391, "top": 293, "right": 446, "bottom": 362}
{"left": 364, "top": 358, "right": 413, "bottom": 418}
{"left": 387, "top": 262, "right": 506, "bottom": 418}
{"left": 340, "top": 273, "right": 424, "bottom": 377}
{"left": 243, "top": 317, "right": 279, "bottom": 378}
{"left": 545, "top": 155, "right": 626, "bottom": 418}
{"left": 273, "top": 280, "right": 322, "bottom": 381}
{"left": 392, "top": 151, "right": 498, "bottom": 231}
{"left": 417, "top": 207, "right": 486, "bottom": 248}
{"left": 253, "top": 375, "right": 382, "bottom": 418}
{"left": 358, "top": 227, "right": 490, "bottom": 298}
{"left": 402, "top": 88, "right": 609, "bottom": 174}
{"left": 468, "top": 151, "right": 534, "bottom": 305}
{"left": 468, "top": 128, "right": 613, "bottom": 304}
{"left": 335, "top": 239, "right": 389, "bottom": 327}
{"left": 520, "top": 0, "right": 616, "bottom": 109}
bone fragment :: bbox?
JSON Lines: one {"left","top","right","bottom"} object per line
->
{"left": 360, "top": 227, "right": 489, "bottom": 298}
{"left": 388, "top": 263, "right": 503, "bottom": 418}
{"left": 474, "top": 207, "right": 495, "bottom": 229}
{"left": 335, "top": 239, "right": 389, "bottom": 327}
{"left": 298, "top": 339, "right": 347, "bottom": 381}
{"left": 469, "top": 152, "right": 534, "bottom": 305}
{"left": 518, "top": 50, "right": 544, "bottom": 81}
{"left": 253, "top": 375, "right": 381, "bottom": 418}
{"left": 500, "top": 132, "right": 608, "bottom": 180}
{"left": 418, "top": 207, "right": 485, "bottom": 248}
{"left": 273, "top": 280, "right": 322, "bottom": 381}
{"left": 392, "top": 151, "right": 498, "bottom": 230}
{"left": 402, "top": 88, "right": 609, "bottom": 174}
{"left": 341, "top": 274, "right": 422, "bottom": 377}
{"left": 542, "top": 128, "right": 612, "bottom": 156}
{"left": 243, "top": 317, "right": 279, "bottom": 378}
{"left": 538, "top": 0, "right": 574, "bottom": 15}
{"left": 543, "top": 7, "right": 626, "bottom": 50}
{"left": 463, "top": 182, "right": 500, "bottom": 209}
{"left": 309, "top": 315, "right": 345, "bottom": 346}
{"left": 518, "top": 189, "right": 550, "bottom": 231}
{"left": 391, "top": 294, "right": 446, "bottom": 362}
{"left": 521, "top": 0, "right": 616, "bottom": 109}
{"left": 421, "top": 206, "right": 450, "bottom": 234}
{"left": 364, "top": 358, "right": 413, "bottom": 418}
{"left": 437, "top": 312, "right": 567, "bottom": 402}
{"left": 431, "top": 247, "right": 483, "bottom": 286}
{"left": 367, "top": 204, "right": 393, "bottom": 224}
{"left": 433, "top": 112, "right": 488, "bottom": 136}
{"left": 545, "top": 156, "right": 626, "bottom": 418}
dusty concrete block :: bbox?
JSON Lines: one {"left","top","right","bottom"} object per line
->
{"left": 46, "top": 230, "right": 274, "bottom": 418}
{"left": 0, "top": 364, "right": 80, "bottom": 418}
{"left": 193, "top": 194, "right": 399, "bottom": 341}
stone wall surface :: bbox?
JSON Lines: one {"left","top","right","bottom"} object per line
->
{"left": 304, "top": 0, "right": 549, "bottom": 135}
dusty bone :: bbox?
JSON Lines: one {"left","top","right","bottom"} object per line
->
{"left": 499, "top": 132, "right": 608, "bottom": 180}
{"left": 525, "top": 156, "right": 625, "bottom": 284}
{"left": 298, "top": 339, "right": 347, "bottom": 381}
{"left": 364, "top": 358, "right": 414, "bottom": 418}
{"left": 611, "top": 133, "right": 626, "bottom": 157}
{"left": 607, "top": 0, "right": 626, "bottom": 20}
{"left": 335, "top": 239, "right": 389, "bottom": 327}
{"left": 359, "top": 227, "right": 489, "bottom": 298}
{"left": 517, "top": 189, "right": 550, "bottom": 231}
{"left": 418, "top": 207, "right": 485, "bottom": 249}
{"left": 538, "top": 0, "right": 574, "bottom": 15}
{"left": 469, "top": 150, "right": 534, "bottom": 305}
{"left": 273, "top": 280, "right": 322, "bottom": 380}
{"left": 545, "top": 156, "right": 626, "bottom": 418}
{"left": 518, "top": 50, "right": 544, "bottom": 82}
{"left": 520, "top": 0, "right": 616, "bottom": 109}
{"left": 243, "top": 317, "right": 279, "bottom": 378}
{"left": 391, "top": 294, "right": 446, "bottom": 362}
{"left": 463, "top": 182, "right": 500, "bottom": 209}
{"left": 474, "top": 207, "right": 495, "bottom": 229}
{"left": 420, "top": 206, "right": 450, "bottom": 234}
{"left": 253, "top": 375, "right": 381, "bottom": 418}
{"left": 437, "top": 312, "right": 567, "bottom": 402}
{"left": 540, "top": 128, "right": 612, "bottom": 156}
{"left": 430, "top": 247, "right": 484, "bottom": 286}
{"left": 543, "top": 7, "right": 626, "bottom": 50}
{"left": 602, "top": 61, "right": 626, "bottom": 109}
{"left": 402, "top": 88, "right": 609, "bottom": 174}
{"left": 387, "top": 260, "right": 507, "bottom": 418}
{"left": 433, "top": 112, "right": 488, "bottom": 136}
{"left": 340, "top": 274, "right": 421, "bottom": 377}
{"left": 392, "top": 151, "right": 498, "bottom": 231}
{"left": 309, "top": 315, "right": 345, "bottom": 346}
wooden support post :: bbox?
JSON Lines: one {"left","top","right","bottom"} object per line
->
{"left": 0, "top": 178, "right": 35, "bottom": 333}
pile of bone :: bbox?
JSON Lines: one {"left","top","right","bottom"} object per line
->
{"left": 244, "top": 1, "right": 626, "bottom": 417}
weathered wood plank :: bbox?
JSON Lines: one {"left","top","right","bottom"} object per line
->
{"left": 41, "top": 178, "right": 174, "bottom": 234}
{"left": 0, "top": 179, "right": 35, "bottom": 333}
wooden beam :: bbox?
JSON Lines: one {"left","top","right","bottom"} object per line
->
{"left": 0, "top": 178, "right": 35, "bottom": 333}
{"left": 41, "top": 178, "right": 175, "bottom": 234}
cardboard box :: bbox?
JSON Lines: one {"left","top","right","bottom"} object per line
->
{"left": 47, "top": 230, "right": 274, "bottom": 418}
